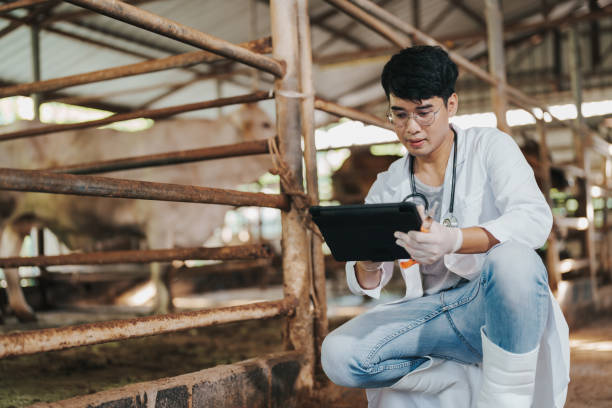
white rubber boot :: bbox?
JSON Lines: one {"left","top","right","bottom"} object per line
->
{"left": 477, "top": 328, "right": 539, "bottom": 408}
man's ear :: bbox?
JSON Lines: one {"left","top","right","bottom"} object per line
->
{"left": 447, "top": 93, "right": 459, "bottom": 117}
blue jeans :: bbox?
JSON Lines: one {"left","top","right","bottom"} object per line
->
{"left": 321, "top": 241, "right": 550, "bottom": 388}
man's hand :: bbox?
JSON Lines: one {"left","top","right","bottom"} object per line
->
{"left": 394, "top": 206, "right": 463, "bottom": 265}
{"left": 354, "top": 260, "right": 383, "bottom": 289}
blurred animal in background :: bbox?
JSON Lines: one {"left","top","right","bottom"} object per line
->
{"left": 0, "top": 104, "right": 276, "bottom": 322}
{"left": 331, "top": 145, "right": 400, "bottom": 205}
{"left": 331, "top": 136, "right": 569, "bottom": 206}
{"left": 519, "top": 136, "right": 569, "bottom": 192}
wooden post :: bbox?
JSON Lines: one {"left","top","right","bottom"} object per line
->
{"left": 537, "top": 119, "right": 561, "bottom": 292}
{"left": 568, "top": 25, "right": 599, "bottom": 306}
{"left": 484, "top": 0, "right": 510, "bottom": 134}
{"left": 297, "top": 0, "right": 328, "bottom": 385}
{"left": 270, "top": 0, "right": 315, "bottom": 390}
{"left": 605, "top": 157, "right": 612, "bottom": 282}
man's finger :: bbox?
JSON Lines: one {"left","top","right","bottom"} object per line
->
{"left": 405, "top": 231, "right": 438, "bottom": 245}
{"left": 416, "top": 204, "right": 426, "bottom": 222}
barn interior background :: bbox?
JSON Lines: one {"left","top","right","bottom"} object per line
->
{"left": 0, "top": 0, "right": 611, "bottom": 407}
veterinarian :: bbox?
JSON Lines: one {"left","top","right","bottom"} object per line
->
{"left": 321, "top": 46, "right": 569, "bottom": 408}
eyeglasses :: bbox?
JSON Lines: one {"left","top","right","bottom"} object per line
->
{"left": 386, "top": 107, "right": 441, "bottom": 128}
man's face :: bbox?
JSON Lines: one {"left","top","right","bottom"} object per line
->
{"left": 388, "top": 93, "right": 457, "bottom": 158}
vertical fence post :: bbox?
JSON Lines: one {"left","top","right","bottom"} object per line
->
{"left": 484, "top": 0, "right": 510, "bottom": 134}
{"left": 270, "top": 0, "right": 315, "bottom": 390}
{"left": 297, "top": 0, "right": 328, "bottom": 385}
{"left": 569, "top": 25, "right": 599, "bottom": 307}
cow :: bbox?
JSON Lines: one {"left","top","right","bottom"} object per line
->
{"left": 0, "top": 104, "right": 276, "bottom": 322}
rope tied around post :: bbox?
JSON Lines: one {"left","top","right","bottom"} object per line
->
{"left": 267, "top": 135, "right": 323, "bottom": 241}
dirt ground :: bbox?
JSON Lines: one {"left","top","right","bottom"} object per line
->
{"left": 1, "top": 312, "right": 611, "bottom": 407}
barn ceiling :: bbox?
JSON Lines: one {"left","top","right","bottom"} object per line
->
{"left": 0, "top": 0, "right": 611, "bottom": 125}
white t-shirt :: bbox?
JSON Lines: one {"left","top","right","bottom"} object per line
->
{"left": 413, "top": 176, "right": 463, "bottom": 295}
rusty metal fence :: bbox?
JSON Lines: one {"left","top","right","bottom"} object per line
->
{"left": 0, "top": 0, "right": 324, "bottom": 392}
{"left": 0, "top": 0, "right": 610, "bottom": 401}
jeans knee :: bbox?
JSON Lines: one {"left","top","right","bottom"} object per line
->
{"left": 482, "top": 241, "right": 549, "bottom": 298}
{"left": 321, "top": 331, "right": 369, "bottom": 388}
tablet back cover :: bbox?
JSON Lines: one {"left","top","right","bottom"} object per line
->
{"left": 309, "top": 202, "right": 422, "bottom": 262}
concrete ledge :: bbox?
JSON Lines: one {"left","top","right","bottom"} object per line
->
{"left": 29, "top": 351, "right": 303, "bottom": 408}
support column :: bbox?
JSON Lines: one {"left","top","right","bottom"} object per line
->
{"left": 270, "top": 0, "right": 315, "bottom": 390}
{"left": 605, "top": 157, "right": 612, "bottom": 282}
{"left": 537, "top": 119, "right": 561, "bottom": 292}
{"left": 484, "top": 0, "right": 510, "bottom": 134}
{"left": 297, "top": 0, "right": 327, "bottom": 385}
{"left": 568, "top": 25, "right": 599, "bottom": 306}
{"left": 30, "top": 20, "right": 41, "bottom": 121}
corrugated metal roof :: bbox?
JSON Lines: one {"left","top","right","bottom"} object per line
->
{"left": 0, "top": 0, "right": 610, "bottom": 121}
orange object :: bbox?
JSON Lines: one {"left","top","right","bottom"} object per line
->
{"left": 400, "top": 259, "right": 417, "bottom": 268}
{"left": 399, "top": 224, "right": 430, "bottom": 268}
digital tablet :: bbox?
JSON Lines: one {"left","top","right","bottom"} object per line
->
{"left": 309, "top": 202, "right": 422, "bottom": 262}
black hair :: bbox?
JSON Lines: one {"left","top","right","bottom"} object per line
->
{"left": 381, "top": 46, "right": 458, "bottom": 105}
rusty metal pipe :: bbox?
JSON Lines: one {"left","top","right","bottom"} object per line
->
{"left": 0, "top": 244, "right": 273, "bottom": 268}
{"left": 64, "top": 0, "right": 285, "bottom": 77}
{"left": 341, "top": 0, "right": 572, "bottom": 127}
{"left": 175, "top": 258, "right": 276, "bottom": 278}
{"left": 315, "top": 97, "right": 393, "bottom": 130}
{"left": 0, "top": 0, "right": 49, "bottom": 14}
{"left": 0, "top": 297, "right": 296, "bottom": 358}
{"left": 323, "top": 0, "right": 410, "bottom": 48}
{"left": 0, "top": 168, "right": 289, "bottom": 210}
{"left": 49, "top": 139, "right": 271, "bottom": 175}
{"left": 0, "top": 40, "right": 271, "bottom": 98}
{"left": 0, "top": 91, "right": 273, "bottom": 142}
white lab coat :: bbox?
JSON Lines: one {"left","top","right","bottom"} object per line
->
{"left": 344, "top": 125, "right": 570, "bottom": 408}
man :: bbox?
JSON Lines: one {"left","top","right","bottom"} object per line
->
{"left": 321, "top": 46, "right": 569, "bottom": 408}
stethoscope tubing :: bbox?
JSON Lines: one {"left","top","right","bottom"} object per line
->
{"left": 404, "top": 127, "right": 458, "bottom": 224}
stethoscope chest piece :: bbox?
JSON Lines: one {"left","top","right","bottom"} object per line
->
{"left": 443, "top": 215, "right": 458, "bottom": 228}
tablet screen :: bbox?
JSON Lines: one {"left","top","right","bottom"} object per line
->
{"left": 309, "top": 202, "right": 422, "bottom": 262}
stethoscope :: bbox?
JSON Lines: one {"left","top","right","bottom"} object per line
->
{"left": 402, "top": 127, "right": 459, "bottom": 228}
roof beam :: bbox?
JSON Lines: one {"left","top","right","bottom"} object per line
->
{"left": 446, "top": 0, "right": 486, "bottom": 27}
{"left": 64, "top": 19, "right": 190, "bottom": 56}
{"left": 42, "top": 0, "right": 157, "bottom": 24}
{"left": 314, "top": 0, "right": 393, "bottom": 54}
{"left": 437, "top": 3, "right": 612, "bottom": 43}
{"left": 0, "top": 0, "right": 49, "bottom": 14}
{"left": 314, "top": 45, "right": 397, "bottom": 66}
{"left": 0, "top": 0, "right": 58, "bottom": 39}
{"left": 423, "top": 3, "right": 456, "bottom": 35}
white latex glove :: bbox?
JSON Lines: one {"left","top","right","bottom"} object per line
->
{"left": 394, "top": 205, "right": 463, "bottom": 265}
